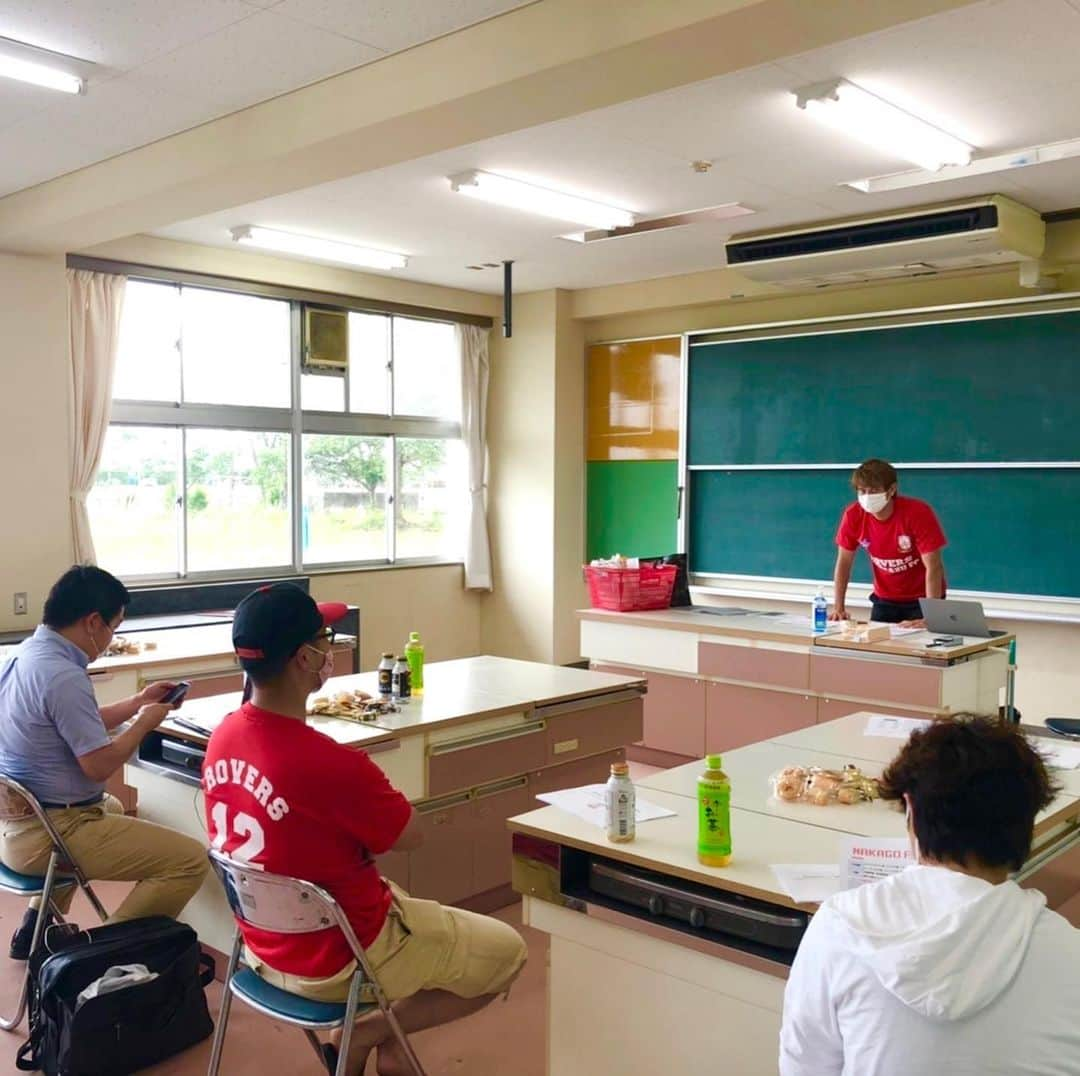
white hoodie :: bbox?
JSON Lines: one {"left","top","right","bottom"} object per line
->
{"left": 779, "top": 865, "right": 1080, "bottom": 1076}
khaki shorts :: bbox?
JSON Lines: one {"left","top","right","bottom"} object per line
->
{"left": 248, "top": 882, "right": 527, "bottom": 1004}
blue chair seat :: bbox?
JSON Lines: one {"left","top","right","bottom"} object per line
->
{"left": 231, "top": 967, "right": 375, "bottom": 1027}
{"left": 0, "top": 863, "right": 75, "bottom": 895}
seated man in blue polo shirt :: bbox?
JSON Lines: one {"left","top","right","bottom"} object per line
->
{"left": 0, "top": 565, "right": 208, "bottom": 958}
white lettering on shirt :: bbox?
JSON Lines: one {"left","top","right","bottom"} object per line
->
{"left": 205, "top": 757, "right": 290, "bottom": 823}
{"left": 870, "top": 554, "right": 919, "bottom": 574}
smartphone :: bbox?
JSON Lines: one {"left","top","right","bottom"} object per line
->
{"left": 161, "top": 681, "right": 191, "bottom": 706}
{"left": 1046, "top": 718, "right": 1080, "bottom": 740}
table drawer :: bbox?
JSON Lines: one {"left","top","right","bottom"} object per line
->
{"left": 810, "top": 653, "right": 943, "bottom": 709}
{"left": 699, "top": 641, "right": 809, "bottom": 691}
{"left": 410, "top": 792, "right": 475, "bottom": 905}
{"left": 543, "top": 694, "right": 643, "bottom": 766}
{"left": 427, "top": 718, "right": 548, "bottom": 797}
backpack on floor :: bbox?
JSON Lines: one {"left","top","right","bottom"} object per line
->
{"left": 16, "top": 915, "right": 215, "bottom": 1076}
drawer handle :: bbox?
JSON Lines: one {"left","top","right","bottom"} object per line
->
{"left": 429, "top": 719, "right": 546, "bottom": 757}
{"left": 552, "top": 738, "right": 580, "bottom": 756}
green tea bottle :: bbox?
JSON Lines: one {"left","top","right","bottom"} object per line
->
{"left": 404, "top": 631, "right": 424, "bottom": 694}
{"left": 698, "top": 754, "right": 731, "bottom": 867}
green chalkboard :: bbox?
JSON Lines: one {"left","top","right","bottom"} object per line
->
{"left": 685, "top": 307, "right": 1080, "bottom": 598}
{"left": 587, "top": 460, "right": 678, "bottom": 562}
{"left": 687, "top": 310, "right": 1080, "bottom": 466}
{"left": 689, "top": 468, "right": 1080, "bottom": 597}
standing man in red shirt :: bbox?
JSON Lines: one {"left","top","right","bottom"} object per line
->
{"left": 203, "top": 583, "right": 526, "bottom": 1076}
{"left": 831, "top": 459, "right": 947, "bottom": 626}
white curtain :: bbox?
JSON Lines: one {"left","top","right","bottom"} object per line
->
{"left": 457, "top": 323, "right": 493, "bottom": 590}
{"left": 67, "top": 269, "right": 126, "bottom": 564}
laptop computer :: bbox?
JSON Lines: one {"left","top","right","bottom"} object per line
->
{"left": 919, "top": 598, "right": 1007, "bottom": 639}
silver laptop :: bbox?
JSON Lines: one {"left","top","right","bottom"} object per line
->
{"left": 919, "top": 598, "right": 1006, "bottom": 639}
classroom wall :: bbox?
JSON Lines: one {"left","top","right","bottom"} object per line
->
{"left": 0, "top": 253, "right": 74, "bottom": 633}
{"left": 0, "top": 237, "right": 495, "bottom": 667}
{"left": 569, "top": 244, "right": 1080, "bottom": 723}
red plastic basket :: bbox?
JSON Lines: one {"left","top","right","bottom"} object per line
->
{"left": 584, "top": 564, "right": 678, "bottom": 612}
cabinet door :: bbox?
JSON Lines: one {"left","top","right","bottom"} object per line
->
{"left": 472, "top": 777, "right": 534, "bottom": 895}
{"left": 375, "top": 850, "right": 410, "bottom": 893}
{"left": 642, "top": 673, "right": 705, "bottom": 758}
{"left": 705, "top": 682, "right": 816, "bottom": 753}
{"left": 591, "top": 664, "right": 645, "bottom": 744}
{"left": 408, "top": 794, "right": 475, "bottom": 905}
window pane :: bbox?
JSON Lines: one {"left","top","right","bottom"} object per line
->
{"left": 396, "top": 438, "right": 464, "bottom": 560}
{"left": 301, "top": 372, "right": 345, "bottom": 411}
{"left": 112, "top": 281, "right": 181, "bottom": 402}
{"left": 89, "top": 426, "right": 180, "bottom": 577}
{"left": 302, "top": 435, "right": 388, "bottom": 564}
{"left": 181, "top": 288, "right": 291, "bottom": 407}
{"left": 348, "top": 313, "right": 390, "bottom": 414}
{"left": 392, "top": 318, "right": 460, "bottom": 420}
{"left": 185, "top": 430, "right": 290, "bottom": 572}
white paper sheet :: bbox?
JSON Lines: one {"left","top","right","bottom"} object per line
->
{"left": 888, "top": 625, "right": 926, "bottom": 637}
{"left": 864, "top": 713, "right": 932, "bottom": 739}
{"left": 841, "top": 836, "right": 915, "bottom": 889}
{"left": 535, "top": 785, "right": 677, "bottom": 828}
{"left": 1040, "top": 742, "right": 1080, "bottom": 770}
{"left": 770, "top": 864, "right": 842, "bottom": 904}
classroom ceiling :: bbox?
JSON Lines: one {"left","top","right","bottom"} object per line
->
{"left": 153, "top": 0, "right": 1080, "bottom": 293}
{"left": 0, "top": 0, "right": 535, "bottom": 197}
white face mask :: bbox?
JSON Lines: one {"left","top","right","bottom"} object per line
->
{"left": 858, "top": 491, "right": 890, "bottom": 514}
{"left": 304, "top": 645, "right": 334, "bottom": 688}
{"left": 906, "top": 801, "right": 922, "bottom": 863}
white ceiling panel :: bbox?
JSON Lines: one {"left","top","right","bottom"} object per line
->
{"left": 0, "top": 0, "right": 254, "bottom": 70}
{"left": 0, "top": 74, "right": 57, "bottom": 128}
{"left": 269, "top": 0, "right": 535, "bottom": 51}
{"left": 136, "top": 9, "right": 383, "bottom": 118}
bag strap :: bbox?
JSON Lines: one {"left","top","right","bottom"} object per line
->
{"left": 15, "top": 1035, "right": 39, "bottom": 1072}
{"left": 198, "top": 952, "right": 216, "bottom": 988}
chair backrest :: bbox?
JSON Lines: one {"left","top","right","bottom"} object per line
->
{"left": 208, "top": 850, "right": 367, "bottom": 966}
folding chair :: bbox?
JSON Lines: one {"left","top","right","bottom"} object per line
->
{"left": 206, "top": 850, "right": 428, "bottom": 1076}
{"left": 0, "top": 774, "right": 109, "bottom": 1030}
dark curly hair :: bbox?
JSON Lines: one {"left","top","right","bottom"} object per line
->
{"left": 850, "top": 458, "right": 898, "bottom": 492}
{"left": 879, "top": 717, "right": 1060, "bottom": 872}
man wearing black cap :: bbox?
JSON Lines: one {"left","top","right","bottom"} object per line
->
{"left": 204, "top": 583, "right": 526, "bottom": 1076}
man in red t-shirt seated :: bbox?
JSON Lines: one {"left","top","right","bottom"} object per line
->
{"left": 831, "top": 458, "right": 948, "bottom": 626}
{"left": 203, "top": 584, "right": 526, "bottom": 1076}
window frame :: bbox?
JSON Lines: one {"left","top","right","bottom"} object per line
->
{"left": 94, "top": 265, "right": 480, "bottom": 584}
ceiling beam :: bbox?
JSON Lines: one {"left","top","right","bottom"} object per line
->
{"left": 0, "top": 0, "right": 982, "bottom": 254}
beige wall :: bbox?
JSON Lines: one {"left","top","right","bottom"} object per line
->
{"left": 0, "top": 253, "right": 73, "bottom": 633}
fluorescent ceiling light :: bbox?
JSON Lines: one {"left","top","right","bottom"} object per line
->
{"left": 448, "top": 170, "right": 635, "bottom": 230}
{"left": 794, "top": 79, "right": 973, "bottom": 172}
{"left": 847, "top": 136, "right": 1080, "bottom": 193}
{"left": 0, "top": 53, "right": 83, "bottom": 94}
{"left": 230, "top": 226, "right": 408, "bottom": 270}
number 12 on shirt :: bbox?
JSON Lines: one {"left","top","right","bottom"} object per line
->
{"left": 209, "top": 802, "right": 266, "bottom": 868}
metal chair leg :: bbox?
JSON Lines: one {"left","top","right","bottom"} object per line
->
{"left": 302, "top": 1028, "right": 328, "bottom": 1067}
{"left": 206, "top": 931, "right": 243, "bottom": 1076}
{"left": 384, "top": 1008, "right": 429, "bottom": 1076}
{"left": 335, "top": 972, "right": 364, "bottom": 1076}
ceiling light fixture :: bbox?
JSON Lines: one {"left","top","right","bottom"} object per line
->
{"left": 846, "top": 136, "right": 1080, "bottom": 193}
{"left": 794, "top": 79, "right": 973, "bottom": 172}
{"left": 448, "top": 170, "right": 635, "bottom": 230}
{"left": 229, "top": 225, "right": 408, "bottom": 270}
{"left": 0, "top": 49, "right": 83, "bottom": 94}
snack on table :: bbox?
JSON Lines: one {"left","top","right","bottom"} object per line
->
{"left": 770, "top": 764, "right": 879, "bottom": 806}
{"left": 104, "top": 635, "right": 143, "bottom": 656}
{"left": 308, "top": 689, "right": 395, "bottom": 722}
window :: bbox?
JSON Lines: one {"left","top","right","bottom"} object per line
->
{"left": 90, "top": 278, "right": 467, "bottom": 580}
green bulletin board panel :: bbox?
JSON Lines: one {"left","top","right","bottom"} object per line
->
{"left": 686, "top": 308, "right": 1080, "bottom": 599}
{"left": 689, "top": 467, "right": 1080, "bottom": 598}
{"left": 587, "top": 460, "right": 679, "bottom": 562}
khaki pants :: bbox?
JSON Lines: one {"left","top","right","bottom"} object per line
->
{"left": 250, "top": 882, "right": 527, "bottom": 1004}
{"left": 0, "top": 794, "right": 208, "bottom": 922}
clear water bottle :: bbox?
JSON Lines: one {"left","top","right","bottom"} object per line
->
{"left": 813, "top": 589, "right": 828, "bottom": 633}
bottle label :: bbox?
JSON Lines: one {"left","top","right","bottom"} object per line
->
{"left": 378, "top": 668, "right": 392, "bottom": 694}
{"left": 606, "top": 784, "right": 635, "bottom": 839}
{"left": 698, "top": 784, "right": 731, "bottom": 856}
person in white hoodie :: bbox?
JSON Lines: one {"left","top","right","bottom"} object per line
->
{"left": 780, "top": 717, "right": 1080, "bottom": 1076}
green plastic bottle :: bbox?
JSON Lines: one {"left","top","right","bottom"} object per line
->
{"left": 404, "top": 631, "right": 424, "bottom": 694}
{"left": 698, "top": 754, "right": 731, "bottom": 867}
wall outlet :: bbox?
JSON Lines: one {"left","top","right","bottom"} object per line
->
{"left": 13, "top": 592, "right": 28, "bottom": 616}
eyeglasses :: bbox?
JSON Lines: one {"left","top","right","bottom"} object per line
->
{"left": 314, "top": 627, "right": 336, "bottom": 645}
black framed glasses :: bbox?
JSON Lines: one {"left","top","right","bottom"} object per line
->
{"left": 314, "top": 627, "right": 337, "bottom": 645}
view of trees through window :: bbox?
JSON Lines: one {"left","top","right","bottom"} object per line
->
{"left": 89, "top": 279, "right": 465, "bottom": 578}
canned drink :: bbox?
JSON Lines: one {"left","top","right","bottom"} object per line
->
{"left": 377, "top": 652, "right": 395, "bottom": 697}
{"left": 391, "top": 657, "right": 411, "bottom": 701}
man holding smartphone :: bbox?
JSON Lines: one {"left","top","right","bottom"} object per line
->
{"left": 0, "top": 566, "right": 208, "bottom": 958}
